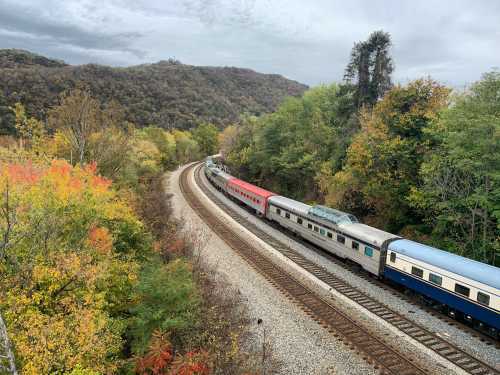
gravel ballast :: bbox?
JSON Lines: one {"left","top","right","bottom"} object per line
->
{"left": 168, "top": 164, "right": 378, "bottom": 375}
{"left": 197, "top": 165, "right": 500, "bottom": 372}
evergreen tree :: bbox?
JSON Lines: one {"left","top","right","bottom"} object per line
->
{"left": 344, "top": 30, "right": 394, "bottom": 108}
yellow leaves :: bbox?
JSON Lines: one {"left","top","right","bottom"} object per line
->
{"left": 218, "top": 125, "right": 238, "bottom": 157}
{"left": 0, "top": 158, "right": 145, "bottom": 374}
{"left": 11, "top": 306, "right": 121, "bottom": 374}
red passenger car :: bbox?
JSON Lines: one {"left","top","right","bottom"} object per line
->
{"left": 226, "top": 178, "right": 275, "bottom": 216}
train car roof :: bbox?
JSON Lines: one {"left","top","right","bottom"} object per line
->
{"left": 268, "top": 195, "right": 311, "bottom": 215}
{"left": 228, "top": 178, "right": 275, "bottom": 198}
{"left": 308, "top": 205, "right": 359, "bottom": 225}
{"left": 388, "top": 239, "right": 500, "bottom": 289}
{"left": 339, "top": 223, "right": 399, "bottom": 248}
{"left": 212, "top": 169, "right": 233, "bottom": 180}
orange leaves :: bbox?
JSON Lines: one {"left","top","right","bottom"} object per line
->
{"left": 1, "top": 159, "right": 112, "bottom": 200}
{"left": 4, "top": 161, "right": 41, "bottom": 184}
{"left": 0, "top": 157, "right": 145, "bottom": 374}
{"left": 87, "top": 226, "right": 113, "bottom": 255}
{"left": 136, "top": 331, "right": 210, "bottom": 375}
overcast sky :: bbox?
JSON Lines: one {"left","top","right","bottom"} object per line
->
{"left": 0, "top": 0, "right": 498, "bottom": 86}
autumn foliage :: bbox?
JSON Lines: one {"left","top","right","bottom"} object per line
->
{"left": 136, "top": 331, "right": 210, "bottom": 375}
{"left": 0, "top": 160, "right": 145, "bottom": 374}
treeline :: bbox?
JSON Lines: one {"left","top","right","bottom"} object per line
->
{"left": 0, "top": 49, "right": 307, "bottom": 135}
{"left": 222, "top": 32, "right": 500, "bottom": 265}
{"left": 0, "top": 89, "right": 272, "bottom": 374}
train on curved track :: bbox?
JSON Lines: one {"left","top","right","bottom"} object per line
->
{"left": 203, "top": 156, "right": 500, "bottom": 339}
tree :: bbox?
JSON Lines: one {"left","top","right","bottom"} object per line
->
{"left": 0, "top": 160, "right": 147, "bottom": 373}
{"left": 226, "top": 84, "right": 357, "bottom": 200}
{"left": 48, "top": 89, "right": 101, "bottom": 163}
{"left": 173, "top": 130, "right": 200, "bottom": 165}
{"left": 0, "top": 312, "right": 17, "bottom": 375}
{"left": 324, "top": 79, "right": 450, "bottom": 231}
{"left": 218, "top": 125, "right": 238, "bottom": 158}
{"left": 12, "top": 103, "right": 44, "bottom": 150}
{"left": 0, "top": 92, "right": 16, "bottom": 136}
{"left": 344, "top": 30, "right": 394, "bottom": 108}
{"left": 192, "top": 123, "right": 219, "bottom": 157}
{"left": 48, "top": 89, "right": 133, "bottom": 178}
{"left": 410, "top": 71, "right": 500, "bottom": 264}
{"left": 129, "top": 259, "right": 200, "bottom": 355}
{"left": 138, "top": 127, "right": 177, "bottom": 169}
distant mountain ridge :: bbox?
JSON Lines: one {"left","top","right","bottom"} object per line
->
{"left": 0, "top": 49, "right": 68, "bottom": 69}
{"left": 0, "top": 49, "right": 308, "bottom": 134}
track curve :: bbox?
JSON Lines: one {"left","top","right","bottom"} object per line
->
{"left": 181, "top": 162, "right": 429, "bottom": 375}
{"left": 193, "top": 163, "right": 500, "bottom": 375}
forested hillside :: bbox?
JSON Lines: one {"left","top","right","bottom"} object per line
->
{"left": 0, "top": 49, "right": 307, "bottom": 135}
{"left": 222, "top": 32, "right": 500, "bottom": 266}
{"left": 0, "top": 85, "right": 276, "bottom": 373}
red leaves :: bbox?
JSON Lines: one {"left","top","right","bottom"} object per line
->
{"left": 170, "top": 351, "right": 210, "bottom": 375}
{"left": 135, "top": 331, "right": 210, "bottom": 375}
{"left": 136, "top": 331, "right": 174, "bottom": 375}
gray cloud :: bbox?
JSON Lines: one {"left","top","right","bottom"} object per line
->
{"left": 0, "top": 0, "right": 498, "bottom": 86}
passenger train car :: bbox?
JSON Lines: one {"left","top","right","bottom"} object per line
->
{"left": 203, "top": 158, "right": 500, "bottom": 338}
{"left": 385, "top": 240, "right": 499, "bottom": 333}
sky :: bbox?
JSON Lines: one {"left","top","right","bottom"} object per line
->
{"left": 0, "top": 0, "right": 499, "bottom": 87}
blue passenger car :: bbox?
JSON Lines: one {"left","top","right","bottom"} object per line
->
{"left": 384, "top": 239, "right": 500, "bottom": 335}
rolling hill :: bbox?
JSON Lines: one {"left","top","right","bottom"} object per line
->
{"left": 0, "top": 49, "right": 307, "bottom": 134}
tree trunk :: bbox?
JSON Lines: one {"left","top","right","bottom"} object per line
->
{"left": 0, "top": 312, "right": 18, "bottom": 375}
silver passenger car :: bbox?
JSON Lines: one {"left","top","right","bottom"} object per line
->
{"left": 338, "top": 223, "right": 399, "bottom": 275}
{"left": 267, "top": 198, "right": 398, "bottom": 276}
{"left": 210, "top": 169, "right": 233, "bottom": 191}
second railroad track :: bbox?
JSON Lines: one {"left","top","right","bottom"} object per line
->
{"left": 191, "top": 162, "right": 500, "bottom": 375}
{"left": 181, "top": 163, "right": 430, "bottom": 375}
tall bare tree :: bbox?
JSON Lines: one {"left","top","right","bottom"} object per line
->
{"left": 48, "top": 88, "right": 100, "bottom": 164}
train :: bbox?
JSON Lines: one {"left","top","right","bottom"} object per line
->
{"left": 203, "top": 157, "right": 500, "bottom": 339}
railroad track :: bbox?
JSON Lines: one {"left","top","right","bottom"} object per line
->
{"left": 180, "top": 163, "right": 428, "bottom": 375}
{"left": 193, "top": 164, "right": 500, "bottom": 375}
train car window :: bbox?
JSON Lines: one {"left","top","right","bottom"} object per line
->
{"left": 308, "top": 223, "right": 312, "bottom": 229}
{"left": 320, "top": 228, "right": 326, "bottom": 236}
{"left": 454, "top": 284, "right": 470, "bottom": 297}
{"left": 337, "top": 235, "right": 345, "bottom": 244}
{"left": 428, "top": 273, "right": 442, "bottom": 286}
{"left": 327, "top": 232, "right": 333, "bottom": 238}
{"left": 314, "top": 226, "right": 319, "bottom": 232}
{"left": 390, "top": 252, "right": 396, "bottom": 263}
{"left": 297, "top": 218, "right": 303, "bottom": 224}
{"left": 477, "top": 292, "right": 490, "bottom": 306}
{"left": 352, "top": 241, "right": 359, "bottom": 250}
{"left": 364, "top": 246, "right": 373, "bottom": 257}
{"left": 285, "top": 212, "right": 290, "bottom": 219}
{"left": 411, "top": 266, "right": 423, "bottom": 278}
{"left": 276, "top": 208, "right": 281, "bottom": 215}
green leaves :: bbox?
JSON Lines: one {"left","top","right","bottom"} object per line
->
{"left": 410, "top": 71, "right": 500, "bottom": 264}
{"left": 192, "top": 123, "right": 219, "bottom": 157}
{"left": 226, "top": 84, "right": 355, "bottom": 200}
{"left": 129, "top": 259, "right": 200, "bottom": 355}
{"left": 325, "top": 79, "right": 449, "bottom": 231}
